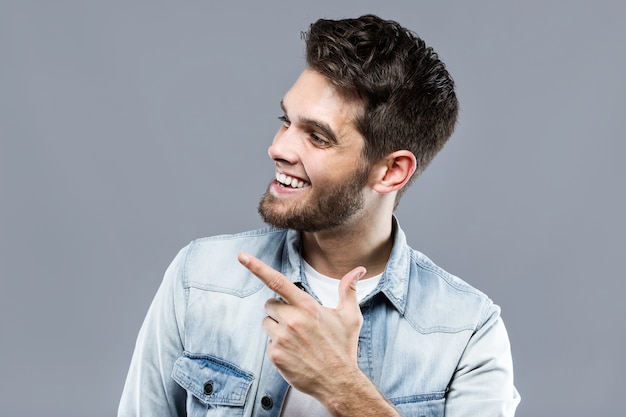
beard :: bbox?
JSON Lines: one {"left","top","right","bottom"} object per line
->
{"left": 258, "top": 165, "right": 370, "bottom": 232}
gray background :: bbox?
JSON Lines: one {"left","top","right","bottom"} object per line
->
{"left": 1, "top": 1, "right": 624, "bottom": 416}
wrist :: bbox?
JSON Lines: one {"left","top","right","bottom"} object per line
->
{"left": 316, "top": 369, "right": 400, "bottom": 417}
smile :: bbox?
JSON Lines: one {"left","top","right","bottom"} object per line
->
{"left": 275, "top": 172, "right": 310, "bottom": 189}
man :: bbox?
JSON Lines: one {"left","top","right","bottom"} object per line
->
{"left": 119, "top": 14, "right": 520, "bottom": 417}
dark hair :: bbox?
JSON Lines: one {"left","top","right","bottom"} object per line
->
{"left": 305, "top": 15, "right": 459, "bottom": 196}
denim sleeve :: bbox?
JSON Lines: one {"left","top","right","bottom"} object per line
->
{"left": 444, "top": 304, "right": 521, "bottom": 417}
{"left": 118, "top": 247, "right": 189, "bottom": 417}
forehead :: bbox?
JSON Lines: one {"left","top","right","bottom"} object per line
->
{"left": 283, "top": 69, "right": 364, "bottom": 135}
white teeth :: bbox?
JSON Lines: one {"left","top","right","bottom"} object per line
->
{"left": 275, "top": 172, "right": 310, "bottom": 188}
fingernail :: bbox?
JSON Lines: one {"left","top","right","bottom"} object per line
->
{"left": 238, "top": 253, "right": 249, "bottom": 265}
{"left": 357, "top": 269, "right": 366, "bottom": 281}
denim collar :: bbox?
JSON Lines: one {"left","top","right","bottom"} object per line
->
{"left": 281, "top": 216, "right": 411, "bottom": 315}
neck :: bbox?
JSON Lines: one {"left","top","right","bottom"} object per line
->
{"left": 301, "top": 213, "right": 395, "bottom": 280}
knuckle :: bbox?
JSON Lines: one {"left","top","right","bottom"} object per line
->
{"left": 268, "top": 347, "right": 285, "bottom": 366}
{"left": 266, "top": 271, "right": 285, "bottom": 292}
{"left": 284, "top": 318, "right": 302, "bottom": 333}
{"left": 343, "top": 310, "right": 363, "bottom": 328}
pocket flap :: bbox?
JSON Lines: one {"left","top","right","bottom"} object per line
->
{"left": 172, "top": 352, "right": 254, "bottom": 406}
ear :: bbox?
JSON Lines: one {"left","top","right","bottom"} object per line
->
{"left": 370, "top": 150, "right": 417, "bottom": 195}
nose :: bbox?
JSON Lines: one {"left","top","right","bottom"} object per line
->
{"left": 268, "top": 127, "right": 297, "bottom": 165}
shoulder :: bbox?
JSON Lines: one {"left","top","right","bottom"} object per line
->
{"left": 175, "top": 227, "right": 290, "bottom": 295}
{"left": 186, "top": 226, "right": 288, "bottom": 259}
{"left": 411, "top": 249, "right": 490, "bottom": 301}
{"left": 405, "top": 248, "right": 497, "bottom": 333}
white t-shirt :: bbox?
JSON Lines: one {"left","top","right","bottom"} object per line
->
{"left": 279, "top": 261, "right": 382, "bottom": 416}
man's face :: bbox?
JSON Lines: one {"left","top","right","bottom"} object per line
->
{"left": 258, "top": 69, "right": 371, "bottom": 232}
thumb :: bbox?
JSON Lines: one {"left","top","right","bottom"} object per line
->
{"left": 337, "top": 266, "right": 367, "bottom": 311}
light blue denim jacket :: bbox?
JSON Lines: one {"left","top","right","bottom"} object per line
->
{"left": 119, "top": 220, "right": 520, "bottom": 416}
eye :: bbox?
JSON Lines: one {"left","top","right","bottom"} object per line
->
{"left": 309, "top": 132, "right": 330, "bottom": 147}
{"left": 278, "top": 115, "right": 290, "bottom": 128}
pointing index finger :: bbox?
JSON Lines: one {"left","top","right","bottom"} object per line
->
{"left": 238, "top": 252, "right": 307, "bottom": 304}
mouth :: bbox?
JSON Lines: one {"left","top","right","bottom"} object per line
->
{"left": 275, "top": 172, "right": 311, "bottom": 189}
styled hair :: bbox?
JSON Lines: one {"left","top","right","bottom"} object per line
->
{"left": 305, "top": 15, "right": 459, "bottom": 195}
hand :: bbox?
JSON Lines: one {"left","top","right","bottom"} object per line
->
{"left": 237, "top": 252, "right": 366, "bottom": 397}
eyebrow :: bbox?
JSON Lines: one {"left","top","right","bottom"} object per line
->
{"left": 280, "top": 100, "right": 339, "bottom": 145}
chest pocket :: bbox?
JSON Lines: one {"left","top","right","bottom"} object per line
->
{"left": 172, "top": 352, "right": 254, "bottom": 417}
{"left": 391, "top": 392, "right": 446, "bottom": 417}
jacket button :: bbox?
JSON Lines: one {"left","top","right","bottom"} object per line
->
{"left": 261, "top": 395, "right": 273, "bottom": 410}
{"left": 203, "top": 381, "right": 214, "bottom": 395}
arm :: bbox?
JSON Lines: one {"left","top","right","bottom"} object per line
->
{"left": 238, "top": 252, "right": 402, "bottom": 417}
{"left": 320, "top": 371, "right": 402, "bottom": 417}
{"left": 118, "top": 249, "right": 188, "bottom": 417}
{"left": 445, "top": 304, "right": 521, "bottom": 417}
